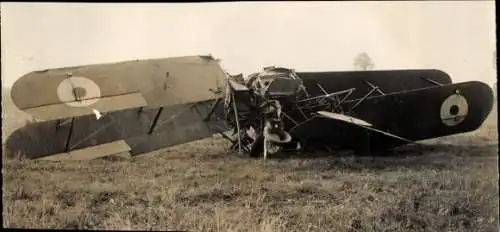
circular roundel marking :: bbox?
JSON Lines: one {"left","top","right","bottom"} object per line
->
{"left": 440, "top": 93, "right": 469, "bottom": 126}
{"left": 57, "top": 77, "right": 101, "bottom": 107}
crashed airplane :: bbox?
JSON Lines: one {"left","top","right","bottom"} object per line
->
{"left": 4, "top": 55, "right": 494, "bottom": 160}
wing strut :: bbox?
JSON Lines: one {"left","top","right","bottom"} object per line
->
{"left": 350, "top": 81, "right": 384, "bottom": 111}
{"left": 231, "top": 92, "right": 243, "bottom": 154}
{"left": 203, "top": 98, "right": 222, "bottom": 122}
{"left": 421, "top": 77, "right": 444, "bottom": 86}
{"left": 68, "top": 116, "right": 115, "bottom": 150}
{"left": 64, "top": 117, "right": 75, "bottom": 152}
{"left": 56, "top": 118, "right": 73, "bottom": 129}
{"left": 363, "top": 80, "right": 386, "bottom": 95}
{"left": 148, "top": 107, "right": 164, "bottom": 134}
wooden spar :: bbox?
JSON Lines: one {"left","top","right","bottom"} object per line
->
{"left": 231, "top": 92, "right": 242, "bottom": 154}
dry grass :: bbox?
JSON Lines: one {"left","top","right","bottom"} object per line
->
{"left": 2, "top": 87, "right": 498, "bottom": 231}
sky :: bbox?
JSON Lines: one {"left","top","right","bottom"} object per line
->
{"left": 1, "top": 2, "right": 497, "bottom": 88}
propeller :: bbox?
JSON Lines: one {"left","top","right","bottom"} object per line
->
{"left": 262, "top": 120, "right": 292, "bottom": 160}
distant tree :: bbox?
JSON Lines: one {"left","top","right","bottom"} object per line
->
{"left": 353, "top": 52, "right": 375, "bottom": 71}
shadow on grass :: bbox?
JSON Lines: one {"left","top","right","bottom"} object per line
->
{"left": 253, "top": 142, "right": 499, "bottom": 172}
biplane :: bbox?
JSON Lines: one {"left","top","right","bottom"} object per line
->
{"left": 4, "top": 55, "right": 494, "bottom": 160}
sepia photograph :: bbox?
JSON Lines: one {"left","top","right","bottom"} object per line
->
{"left": 1, "top": 1, "right": 497, "bottom": 231}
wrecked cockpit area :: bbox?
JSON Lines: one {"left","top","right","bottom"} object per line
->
{"left": 222, "top": 67, "right": 302, "bottom": 157}
{"left": 222, "top": 66, "right": 339, "bottom": 157}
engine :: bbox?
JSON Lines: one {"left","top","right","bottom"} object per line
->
{"left": 223, "top": 66, "right": 306, "bottom": 157}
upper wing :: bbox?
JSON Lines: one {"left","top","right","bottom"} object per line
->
{"left": 11, "top": 55, "right": 227, "bottom": 121}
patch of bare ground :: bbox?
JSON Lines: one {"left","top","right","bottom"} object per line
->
{"left": 2, "top": 88, "right": 499, "bottom": 231}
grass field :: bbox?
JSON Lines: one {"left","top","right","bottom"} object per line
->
{"left": 2, "top": 88, "right": 498, "bottom": 231}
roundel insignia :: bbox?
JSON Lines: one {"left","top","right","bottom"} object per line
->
{"left": 57, "top": 77, "right": 101, "bottom": 107}
{"left": 440, "top": 93, "right": 468, "bottom": 126}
